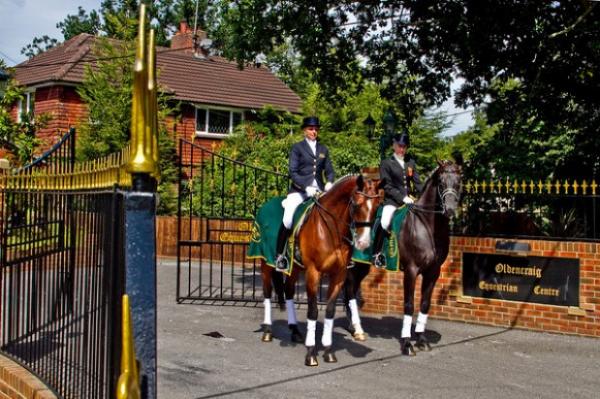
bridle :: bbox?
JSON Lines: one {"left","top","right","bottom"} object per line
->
{"left": 350, "top": 190, "right": 381, "bottom": 229}
{"left": 410, "top": 167, "right": 461, "bottom": 217}
{"left": 312, "top": 186, "right": 381, "bottom": 245}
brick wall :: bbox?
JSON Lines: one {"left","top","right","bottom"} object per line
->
{"left": 0, "top": 354, "right": 57, "bottom": 399}
{"left": 8, "top": 85, "right": 87, "bottom": 153}
{"left": 360, "top": 236, "right": 600, "bottom": 337}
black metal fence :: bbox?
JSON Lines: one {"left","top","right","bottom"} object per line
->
{"left": 453, "top": 179, "right": 599, "bottom": 241}
{"left": 0, "top": 130, "right": 126, "bottom": 398}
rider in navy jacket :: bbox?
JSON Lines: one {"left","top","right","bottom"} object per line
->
{"left": 289, "top": 138, "right": 335, "bottom": 193}
{"left": 275, "top": 116, "right": 335, "bottom": 271}
{"left": 372, "top": 132, "right": 422, "bottom": 268}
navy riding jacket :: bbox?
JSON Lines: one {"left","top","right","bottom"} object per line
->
{"left": 288, "top": 139, "right": 335, "bottom": 193}
{"left": 380, "top": 155, "right": 423, "bottom": 207}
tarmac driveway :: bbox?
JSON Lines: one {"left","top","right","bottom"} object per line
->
{"left": 157, "top": 260, "right": 598, "bottom": 399}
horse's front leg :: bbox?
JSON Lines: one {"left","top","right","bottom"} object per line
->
{"left": 400, "top": 267, "right": 418, "bottom": 356}
{"left": 304, "top": 268, "right": 320, "bottom": 366}
{"left": 321, "top": 270, "right": 347, "bottom": 363}
{"left": 260, "top": 261, "right": 274, "bottom": 342}
{"left": 344, "top": 263, "right": 369, "bottom": 341}
{"left": 415, "top": 267, "right": 441, "bottom": 351}
{"left": 284, "top": 268, "right": 303, "bottom": 343}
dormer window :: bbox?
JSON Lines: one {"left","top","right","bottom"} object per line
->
{"left": 195, "top": 106, "right": 243, "bottom": 138}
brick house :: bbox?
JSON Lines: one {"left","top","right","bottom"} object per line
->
{"left": 9, "top": 22, "right": 301, "bottom": 162}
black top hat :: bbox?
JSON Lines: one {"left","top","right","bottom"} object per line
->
{"left": 301, "top": 116, "right": 320, "bottom": 129}
{"left": 392, "top": 133, "right": 410, "bottom": 147}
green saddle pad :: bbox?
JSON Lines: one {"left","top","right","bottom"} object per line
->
{"left": 247, "top": 197, "right": 314, "bottom": 274}
{"left": 351, "top": 205, "right": 409, "bottom": 272}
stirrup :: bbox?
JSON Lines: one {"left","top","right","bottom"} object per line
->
{"left": 275, "top": 254, "right": 289, "bottom": 271}
{"left": 372, "top": 253, "right": 386, "bottom": 269}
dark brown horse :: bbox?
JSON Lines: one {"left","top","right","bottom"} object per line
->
{"left": 260, "top": 175, "right": 382, "bottom": 366}
{"left": 344, "top": 160, "right": 462, "bottom": 355}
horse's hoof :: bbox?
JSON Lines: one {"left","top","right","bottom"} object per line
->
{"left": 305, "top": 355, "right": 319, "bottom": 367}
{"left": 353, "top": 331, "right": 367, "bottom": 342}
{"left": 261, "top": 332, "right": 272, "bottom": 342}
{"left": 323, "top": 350, "right": 337, "bottom": 363}
{"left": 290, "top": 325, "right": 304, "bottom": 343}
{"left": 278, "top": 302, "right": 286, "bottom": 311}
{"left": 400, "top": 339, "right": 416, "bottom": 356}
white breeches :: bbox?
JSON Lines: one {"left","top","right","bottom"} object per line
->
{"left": 381, "top": 204, "right": 397, "bottom": 231}
{"left": 282, "top": 192, "right": 305, "bottom": 229}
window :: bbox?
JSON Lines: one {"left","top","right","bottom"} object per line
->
{"left": 195, "top": 106, "right": 244, "bottom": 137}
{"left": 18, "top": 91, "right": 35, "bottom": 122}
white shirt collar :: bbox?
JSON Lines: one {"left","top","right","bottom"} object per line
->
{"left": 305, "top": 138, "right": 317, "bottom": 154}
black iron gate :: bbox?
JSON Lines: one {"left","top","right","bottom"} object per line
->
{"left": 176, "top": 139, "right": 333, "bottom": 304}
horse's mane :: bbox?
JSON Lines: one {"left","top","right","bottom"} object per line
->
{"left": 420, "top": 160, "right": 454, "bottom": 193}
{"left": 331, "top": 174, "right": 358, "bottom": 187}
{"left": 319, "top": 174, "right": 358, "bottom": 200}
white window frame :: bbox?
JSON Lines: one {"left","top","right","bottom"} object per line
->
{"left": 195, "top": 105, "right": 244, "bottom": 138}
{"left": 17, "top": 90, "right": 35, "bottom": 122}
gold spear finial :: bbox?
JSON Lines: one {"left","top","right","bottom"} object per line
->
{"left": 127, "top": 3, "right": 159, "bottom": 176}
{"left": 116, "top": 295, "right": 141, "bottom": 399}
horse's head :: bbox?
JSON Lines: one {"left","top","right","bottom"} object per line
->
{"left": 437, "top": 160, "right": 463, "bottom": 218}
{"left": 351, "top": 175, "right": 383, "bottom": 250}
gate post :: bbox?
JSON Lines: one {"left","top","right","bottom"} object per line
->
{"left": 123, "top": 5, "right": 159, "bottom": 399}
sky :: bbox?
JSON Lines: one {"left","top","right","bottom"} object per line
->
{"left": 0, "top": 0, "right": 474, "bottom": 135}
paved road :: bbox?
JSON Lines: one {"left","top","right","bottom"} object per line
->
{"left": 157, "top": 260, "right": 599, "bottom": 399}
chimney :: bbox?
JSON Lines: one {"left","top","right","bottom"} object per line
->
{"left": 170, "top": 20, "right": 208, "bottom": 57}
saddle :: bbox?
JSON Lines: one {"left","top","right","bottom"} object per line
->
{"left": 247, "top": 197, "right": 315, "bottom": 274}
{"left": 351, "top": 205, "right": 410, "bottom": 272}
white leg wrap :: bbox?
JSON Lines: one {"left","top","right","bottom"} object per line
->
{"left": 306, "top": 319, "right": 317, "bottom": 347}
{"left": 286, "top": 299, "right": 297, "bottom": 325}
{"left": 263, "top": 298, "right": 272, "bottom": 325}
{"left": 321, "top": 318, "right": 334, "bottom": 347}
{"left": 401, "top": 314, "right": 413, "bottom": 338}
{"left": 348, "top": 299, "right": 361, "bottom": 325}
{"left": 415, "top": 312, "right": 428, "bottom": 333}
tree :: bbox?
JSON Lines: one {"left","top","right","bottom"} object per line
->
{"left": 211, "top": 1, "right": 600, "bottom": 178}
{"left": 20, "top": 36, "right": 59, "bottom": 58}
{"left": 0, "top": 61, "right": 46, "bottom": 166}
{"left": 23, "top": 0, "right": 215, "bottom": 57}
{"left": 220, "top": 78, "right": 448, "bottom": 179}
{"left": 211, "top": 0, "right": 438, "bottom": 121}
{"left": 57, "top": 6, "right": 102, "bottom": 40}
{"left": 76, "top": 38, "right": 179, "bottom": 214}
{"left": 406, "top": 0, "right": 600, "bottom": 178}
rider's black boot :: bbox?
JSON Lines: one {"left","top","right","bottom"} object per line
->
{"left": 371, "top": 221, "right": 389, "bottom": 269}
{"left": 275, "top": 223, "right": 292, "bottom": 271}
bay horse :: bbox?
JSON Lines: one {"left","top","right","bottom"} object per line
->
{"left": 260, "top": 175, "right": 382, "bottom": 366}
{"left": 344, "top": 160, "right": 462, "bottom": 355}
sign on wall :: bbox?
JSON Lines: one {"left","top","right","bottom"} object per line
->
{"left": 462, "top": 253, "right": 579, "bottom": 306}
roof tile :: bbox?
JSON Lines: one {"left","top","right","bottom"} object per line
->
{"left": 14, "top": 33, "right": 301, "bottom": 113}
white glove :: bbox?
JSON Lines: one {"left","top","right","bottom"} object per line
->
{"left": 402, "top": 196, "right": 414, "bottom": 204}
{"left": 324, "top": 182, "right": 333, "bottom": 192}
{"left": 306, "top": 186, "right": 318, "bottom": 197}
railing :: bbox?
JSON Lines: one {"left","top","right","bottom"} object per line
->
{"left": 1, "top": 4, "right": 157, "bottom": 398}
{"left": 0, "top": 129, "right": 129, "bottom": 398}
{"left": 176, "top": 139, "right": 290, "bottom": 303}
{"left": 454, "top": 178, "right": 599, "bottom": 241}
{"left": 0, "top": 188, "right": 125, "bottom": 398}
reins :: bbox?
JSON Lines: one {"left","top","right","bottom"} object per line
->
{"left": 311, "top": 187, "right": 380, "bottom": 245}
